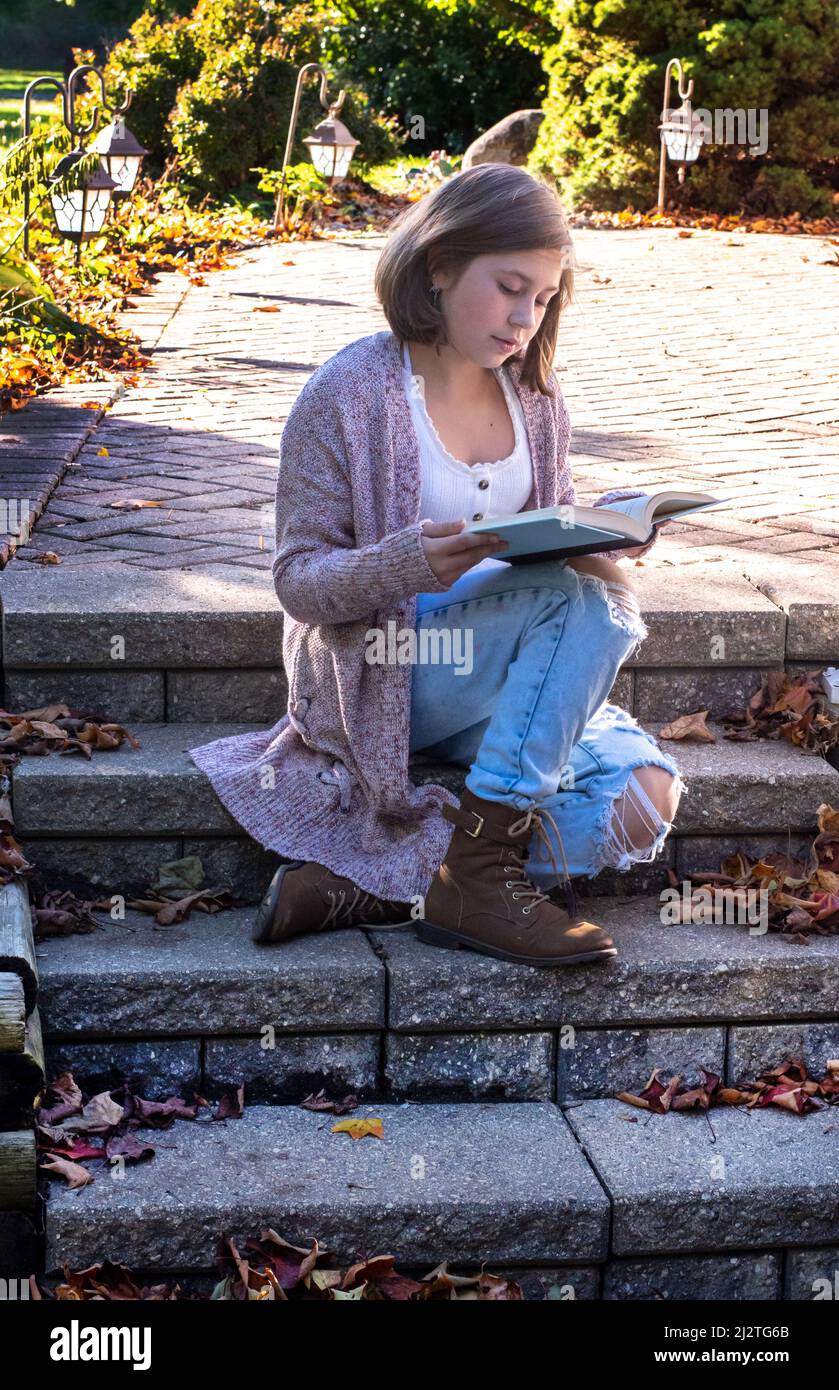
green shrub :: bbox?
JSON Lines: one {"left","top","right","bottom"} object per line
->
{"left": 322, "top": 0, "right": 552, "bottom": 154}
{"left": 530, "top": 0, "right": 839, "bottom": 217}
{"left": 104, "top": 0, "right": 402, "bottom": 196}
{"left": 104, "top": 11, "right": 203, "bottom": 167}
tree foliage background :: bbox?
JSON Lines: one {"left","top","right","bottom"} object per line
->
{"left": 529, "top": 0, "right": 839, "bottom": 216}
{"left": 3, "top": 0, "right": 837, "bottom": 213}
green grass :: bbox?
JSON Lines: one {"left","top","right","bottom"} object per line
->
{"left": 0, "top": 68, "right": 63, "bottom": 147}
{"left": 360, "top": 156, "right": 433, "bottom": 195}
{"left": 360, "top": 154, "right": 463, "bottom": 196}
{"left": 0, "top": 68, "right": 63, "bottom": 98}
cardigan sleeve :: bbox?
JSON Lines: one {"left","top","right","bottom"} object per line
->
{"left": 272, "top": 390, "right": 450, "bottom": 626}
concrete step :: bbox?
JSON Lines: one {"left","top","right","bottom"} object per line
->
{"left": 34, "top": 898, "right": 839, "bottom": 1104}
{"left": 41, "top": 1096, "right": 839, "bottom": 1292}
{"left": 566, "top": 1099, "right": 839, "bottom": 1260}
{"left": 13, "top": 719, "right": 839, "bottom": 904}
{"left": 3, "top": 558, "right": 835, "bottom": 725}
{"left": 6, "top": 660, "right": 815, "bottom": 729}
{"left": 43, "top": 1099, "right": 610, "bottom": 1275}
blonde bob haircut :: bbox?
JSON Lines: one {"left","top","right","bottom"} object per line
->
{"left": 374, "top": 162, "right": 574, "bottom": 396}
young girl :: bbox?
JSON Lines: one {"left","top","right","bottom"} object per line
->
{"left": 189, "top": 163, "right": 686, "bottom": 968}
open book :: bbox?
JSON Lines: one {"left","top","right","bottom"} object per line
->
{"left": 467, "top": 489, "right": 732, "bottom": 564}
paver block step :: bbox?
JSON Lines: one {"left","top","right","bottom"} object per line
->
{"left": 373, "top": 896, "right": 839, "bottom": 1030}
{"left": 565, "top": 1099, "right": 839, "bottom": 1256}
{"left": 37, "top": 910, "right": 383, "bottom": 1035}
{"left": 43, "top": 1100, "right": 609, "bottom": 1273}
{"left": 0, "top": 569, "right": 283, "bottom": 669}
{"left": 35, "top": 899, "right": 839, "bottom": 1054}
{"left": 42, "top": 1096, "right": 839, "bottom": 1276}
{"left": 10, "top": 558, "right": 837, "bottom": 672}
{"left": 14, "top": 720, "right": 839, "bottom": 841}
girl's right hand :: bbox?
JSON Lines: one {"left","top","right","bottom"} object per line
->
{"left": 420, "top": 519, "right": 509, "bottom": 586}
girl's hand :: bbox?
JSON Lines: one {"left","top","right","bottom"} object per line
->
{"left": 620, "top": 519, "right": 672, "bottom": 560}
{"left": 592, "top": 491, "right": 670, "bottom": 561}
{"left": 420, "top": 519, "right": 508, "bottom": 585}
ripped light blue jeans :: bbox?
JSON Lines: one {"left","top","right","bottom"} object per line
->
{"left": 409, "top": 556, "right": 688, "bottom": 892}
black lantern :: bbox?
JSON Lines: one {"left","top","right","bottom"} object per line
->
{"left": 49, "top": 150, "right": 118, "bottom": 262}
{"left": 91, "top": 115, "right": 148, "bottom": 197}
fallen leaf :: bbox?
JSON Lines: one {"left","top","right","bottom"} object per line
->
{"left": 332, "top": 1117, "right": 384, "bottom": 1141}
{"left": 659, "top": 709, "right": 716, "bottom": 742}
{"left": 58, "top": 1091, "right": 125, "bottom": 1134}
{"left": 39, "top": 1154, "right": 94, "bottom": 1188}
{"left": 109, "top": 499, "right": 162, "bottom": 510}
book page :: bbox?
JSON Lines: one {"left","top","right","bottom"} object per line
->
{"left": 599, "top": 493, "right": 731, "bottom": 527}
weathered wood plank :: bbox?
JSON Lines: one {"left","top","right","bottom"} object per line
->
{"left": 0, "top": 973, "right": 26, "bottom": 1053}
{"left": 0, "top": 881, "right": 36, "bottom": 1017}
{"left": 0, "top": 1129, "right": 36, "bottom": 1211}
{"left": 0, "top": 1007, "right": 45, "bottom": 1125}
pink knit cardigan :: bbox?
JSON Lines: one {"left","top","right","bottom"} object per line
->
{"left": 188, "top": 328, "right": 637, "bottom": 901}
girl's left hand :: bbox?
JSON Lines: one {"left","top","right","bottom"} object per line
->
{"left": 592, "top": 489, "right": 670, "bottom": 561}
{"left": 619, "top": 522, "right": 669, "bottom": 561}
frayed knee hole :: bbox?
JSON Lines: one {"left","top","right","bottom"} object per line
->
{"left": 594, "top": 769, "right": 676, "bottom": 872}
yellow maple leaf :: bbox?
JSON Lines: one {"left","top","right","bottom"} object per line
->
{"left": 331, "top": 1117, "right": 384, "bottom": 1141}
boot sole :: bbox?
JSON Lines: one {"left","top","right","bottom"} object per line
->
{"left": 414, "top": 920, "right": 617, "bottom": 967}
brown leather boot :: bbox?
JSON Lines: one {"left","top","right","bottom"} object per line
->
{"left": 417, "top": 787, "right": 617, "bottom": 966}
{"left": 252, "top": 860, "right": 414, "bottom": 944}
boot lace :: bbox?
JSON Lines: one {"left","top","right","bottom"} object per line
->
{"left": 320, "top": 886, "right": 406, "bottom": 929}
{"left": 503, "top": 804, "right": 577, "bottom": 920}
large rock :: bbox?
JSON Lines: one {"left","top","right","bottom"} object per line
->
{"left": 461, "top": 110, "right": 545, "bottom": 169}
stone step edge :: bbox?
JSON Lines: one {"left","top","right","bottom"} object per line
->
{"left": 38, "top": 1012, "right": 839, "bottom": 1110}
{"left": 42, "top": 1099, "right": 839, "bottom": 1273}
{"left": 32, "top": 898, "right": 839, "bottom": 1036}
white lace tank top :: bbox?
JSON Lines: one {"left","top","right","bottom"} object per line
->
{"left": 401, "top": 341, "right": 533, "bottom": 541}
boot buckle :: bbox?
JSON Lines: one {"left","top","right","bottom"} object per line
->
{"left": 464, "top": 810, "right": 484, "bottom": 838}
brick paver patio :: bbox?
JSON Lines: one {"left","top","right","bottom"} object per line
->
{"left": 6, "top": 225, "right": 839, "bottom": 577}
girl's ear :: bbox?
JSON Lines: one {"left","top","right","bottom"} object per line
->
{"left": 429, "top": 254, "right": 459, "bottom": 293}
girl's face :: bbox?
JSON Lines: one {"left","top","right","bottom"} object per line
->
{"left": 434, "top": 248, "right": 567, "bottom": 367}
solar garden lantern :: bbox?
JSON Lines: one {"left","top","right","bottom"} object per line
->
{"left": 20, "top": 64, "right": 140, "bottom": 261}
{"left": 273, "top": 63, "right": 360, "bottom": 231}
{"left": 49, "top": 149, "right": 118, "bottom": 265}
{"left": 657, "top": 58, "right": 705, "bottom": 211}
{"left": 303, "top": 111, "right": 360, "bottom": 180}
{"left": 91, "top": 114, "right": 148, "bottom": 198}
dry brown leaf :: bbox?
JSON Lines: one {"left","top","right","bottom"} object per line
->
{"left": 39, "top": 1154, "right": 94, "bottom": 1188}
{"left": 109, "top": 499, "right": 162, "bottom": 510}
{"left": 59, "top": 1091, "right": 125, "bottom": 1134}
{"left": 659, "top": 709, "right": 716, "bottom": 742}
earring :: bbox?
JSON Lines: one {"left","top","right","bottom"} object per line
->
{"left": 429, "top": 283, "right": 441, "bottom": 307}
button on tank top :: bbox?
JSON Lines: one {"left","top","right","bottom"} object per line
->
{"left": 401, "top": 340, "right": 533, "bottom": 535}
